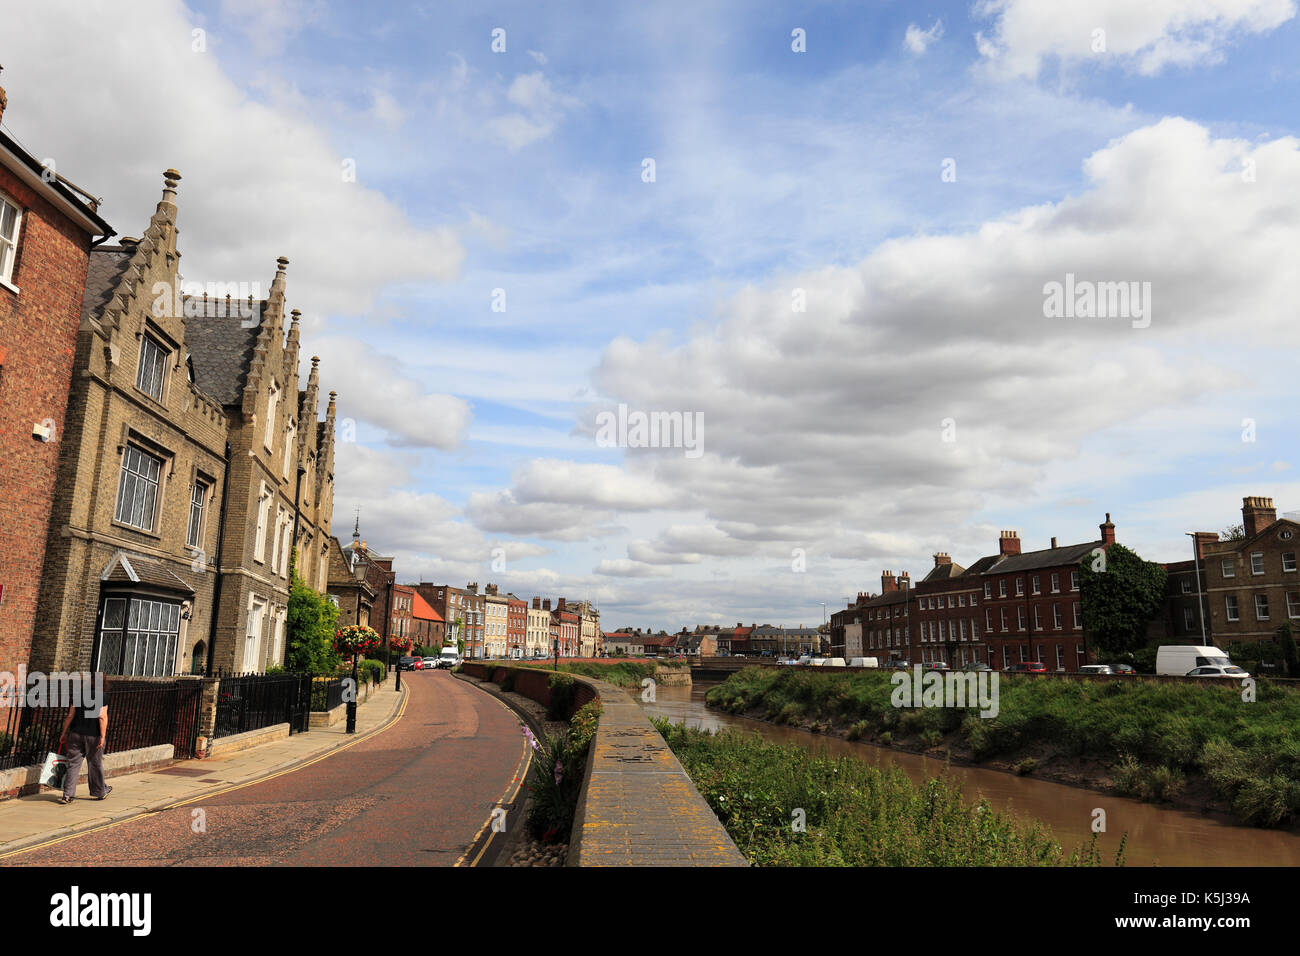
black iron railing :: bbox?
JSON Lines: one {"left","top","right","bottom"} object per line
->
{"left": 310, "top": 677, "right": 346, "bottom": 713}
{"left": 0, "top": 678, "right": 204, "bottom": 770}
{"left": 213, "top": 672, "right": 312, "bottom": 738}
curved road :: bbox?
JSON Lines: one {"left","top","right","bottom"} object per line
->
{"left": 7, "top": 671, "right": 531, "bottom": 867}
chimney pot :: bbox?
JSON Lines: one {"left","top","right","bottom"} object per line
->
{"left": 1100, "top": 513, "right": 1116, "bottom": 547}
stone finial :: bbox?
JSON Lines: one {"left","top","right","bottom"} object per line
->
{"left": 0, "top": 65, "right": 7, "bottom": 126}
{"left": 275, "top": 256, "right": 290, "bottom": 278}
{"left": 311, "top": 355, "right": 320, "bottom": 366}
{"left": 289, "top": 308, "right": 301, "bottom": 324}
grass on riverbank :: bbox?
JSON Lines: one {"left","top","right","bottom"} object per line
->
{"left": 654, "top": 718, "right": 1114, "bottom": 866}
{"left": 706, "top": 667, "right": 1300, "bottom": 827}
{"left": 514, "top": 659, "right": 683, "bottom": 688}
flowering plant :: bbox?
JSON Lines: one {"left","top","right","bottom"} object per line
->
{"left": 335, "top": 624, "right": 381, "bottom": 659}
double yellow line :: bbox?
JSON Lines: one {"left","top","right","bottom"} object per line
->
{"left": 455, "top": 689, "right": 533, "bottom": 867}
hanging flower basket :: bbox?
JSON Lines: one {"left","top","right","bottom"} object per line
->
{"left": 335, "top": 624, "right": 381, "bottom": 660}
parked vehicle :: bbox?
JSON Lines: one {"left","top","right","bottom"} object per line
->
{"left": 1187, "top": 664, "right": 1251, "bottom": 678}
{"left": 847, "top": 657, "right": 880, "bottom": 669}
{"left": 398, "top": 655, "right": 417, "bottom": 670}
{"left": 423, "top": 656, "right": 440, "bottom": 670}
{"left": 886, "top": 658, "right": 911, "bottom": 670}
{"left": 922, "top": 661, "right": 950, "bottom": 672}
{"left": 1113, "top": 663, "right": 1136, "bottom": 675}
{"left": 1078, "top": 664, "right": 1114, "bottom": 675}
{"left": 438, "top": 646, "right": 462, "bottom": 669}
{"left": 963, "top": 661, "right": 993, "bottom": 672}
{"left": 1156, "top": 645, "right": 1232, "bottom": 676}
{"left": 818, "top": 657, "right": 847, "bottom": 667}
{"left": 1004, "top": 661, "right": 1048, "bottom": 674}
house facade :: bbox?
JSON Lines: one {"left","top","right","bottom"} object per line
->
{"left": 0, "top": 92, "right": 115, "bottom": 678}
{"left": 1199, "top": 497, "right": 1300, "bottom": 648}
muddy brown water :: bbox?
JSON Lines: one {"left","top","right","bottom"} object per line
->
{"left": 634, "top": 682, "right": 1300, "bottom": 866}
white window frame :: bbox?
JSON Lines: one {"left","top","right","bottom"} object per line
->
{"left": 1288, "top": 593, "right": 1300, "bottom": 619}
{"left": 1251, "top": 552, "right": 1265, "bottom": 576}
{"left": 0, "top": 192, "right": 23, "bottom": 290}
{"left": 114, "top": 444, "right": 164, "bottom": 532}
{"left": 1225, "top": 594, "right": 1240, "bottom": 622}
{"left": 187, "top": 479, "right": 209, "bottom": 550}
{"left": 1255, "top": 593, "right": 1270, "bottom": 621}
{"left": 1222, "top": 559, "right": 1235, "bottom": 579}
{"left": 1284, "top": 552, "right": 1297, "bottom": 573}
{"left": 136, "top": 333, "right": 169, "bottom": 402}
{"left": 254, "top": 483, "right": 271, "bottom": 563}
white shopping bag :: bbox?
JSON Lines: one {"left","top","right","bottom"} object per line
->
{"left": 39, "top": 751, "right": 68, "bottom": 789}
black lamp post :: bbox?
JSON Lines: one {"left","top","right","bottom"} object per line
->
{"left": 346, "top": 648, "right": 359, "bottom": 734}
{"left": 553, "top": 637, "right": 559, "bottom": 670}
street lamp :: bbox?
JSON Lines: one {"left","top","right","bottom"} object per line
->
{"left": 1186, "top": 532, "right": 1208, "bottom": 643}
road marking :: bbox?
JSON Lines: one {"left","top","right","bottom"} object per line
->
{"left": 0, "top": 684, "right": 410, "bottom": 861}
{"left": 455, "top": 682, "right": 534, "bottom": 868}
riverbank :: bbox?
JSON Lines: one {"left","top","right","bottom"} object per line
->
{"left": 706, "top": 667, "right": 1300, "bottom": 828}
{"left": 513, "top": 658, "right": 690, "bottom": 688}
{"left": 654, "top": 718, "right": 1113, "bottom": 866}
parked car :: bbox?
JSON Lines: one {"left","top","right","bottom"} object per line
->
{"left": 962, "top": 661, "right": 993, "bottom": 672}
{"left": 1113, "top": 663, "right": 1136, "bottom": 675}
{"left": 1156, "top": 644, "right": 1231, "bottom": 676}
{"left": 922, "top": 661, "right": 950, "bottom": 672}
{"left": 1004, "top": 661, "right": 1048, "bottom": 674}
{"left": 886, "top": 658, "right": 911, "bottom": 670}
{"left": 398, "top": 655, "right": 417, "bottom": 670}
{"left": 847, "top": 657, "right": 880, "bottom": 669}
{"left": 1078, "top": 664, "right": 1114, "bottom": 675}
{"left": 1187, "top": 664, "right": 1251, "bottom": 678}
{"left": 423, "top": 656, "right": 440, "bottom": 670}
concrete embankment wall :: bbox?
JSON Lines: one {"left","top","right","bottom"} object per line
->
{"left": 458, "top": 662, "right": 747, "bottom": 867}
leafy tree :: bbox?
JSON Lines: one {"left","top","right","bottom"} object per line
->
{"left": 1221, "top": 523, "right": 1245, "bottom": 541}
{"left": 1078, "top": 543, "right": 1168, "bottom": 657}
{"left": 286, "top": 574, "right": 341, "bottom": 673}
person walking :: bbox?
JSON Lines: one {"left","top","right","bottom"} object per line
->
{"left": 57, "top": 676, "right": 112, "bottom": 805}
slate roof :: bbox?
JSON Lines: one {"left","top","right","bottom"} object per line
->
{"left": 80, "top": 246, "right": 134, "bottom": 324}
{"left": 101, "top": 551, "right": 194, "bottom": 594}
{"left": 921, "top": 561, "right": 966, "bottom": 582}
{"left": 982, "top": 541, "right": 1101, "bottom": 575}
{"left": 182, "top": 296, "right": 265, "bottom": 405}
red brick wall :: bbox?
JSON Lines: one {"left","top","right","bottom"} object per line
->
{"left": 0, "top": 164, "right": 92, "bottom": 676}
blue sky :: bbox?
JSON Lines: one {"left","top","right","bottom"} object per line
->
{"left": 8, "top": 0, "right": 1300, "bottom": 629}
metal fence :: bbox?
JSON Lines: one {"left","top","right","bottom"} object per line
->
{"left": 213, "top": 672, "right": 312, "bottom": 738}
{"left": 310, "top": 677, "right": 346, "bottom": 713}
{"left": 0, "top": 678, "right": 204, "bottom": 771}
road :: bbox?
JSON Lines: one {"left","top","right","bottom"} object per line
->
{"left": 6, "top": 670, "right": 531, "bottom": 866}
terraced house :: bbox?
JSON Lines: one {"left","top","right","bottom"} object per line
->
{"left": 31, "top": 171, "right": 336, "bottom": 677}
{"left": 0, "top": 83, "right": 115, "bottom": 678}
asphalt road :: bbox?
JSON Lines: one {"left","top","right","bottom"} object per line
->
{"left": 7, "top": 670, "right": 531, "bottom": 867}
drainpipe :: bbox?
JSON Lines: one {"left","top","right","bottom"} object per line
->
{"left": 205, "top": 442, "right": 232, "bottom": 676}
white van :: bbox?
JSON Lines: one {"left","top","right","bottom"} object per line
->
{"left": 1156, "top": 645, "right": 1230, "bottom": 676}
{"left": 847, "top": 657, "right": 879, "bottom": 669}
{"left": 811, "top": 657, "right": 847, "bottom": 667}
{"left": 438, "top": 645, "right": 462, "bottom": 669}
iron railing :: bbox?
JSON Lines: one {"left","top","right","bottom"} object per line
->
{"left": 213, "top": 672, "right": 312, "bottom": 738}
{"left": 0, "top": 677, "right": 204, "bottom": 770}
{"left": 310, "top": 676, "right": 346, "bottom": 713}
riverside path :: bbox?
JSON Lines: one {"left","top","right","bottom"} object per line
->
{"left": 2, "top": 670, "right": 531, "bottom": 867}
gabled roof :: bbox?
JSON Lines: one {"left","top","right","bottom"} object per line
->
{"left": 100, "top": 550, "right": 194, "bottom": 594}
{"left": 411, "top": 591, "right": 444, "bottom": 623}
{"left": 182, "top": 296, "right": 266, "bottom": 405}
{"left": 921, "top": 561, "right": 966, "bottom": 582}
{"left": 1205, "top": 517, "right": 1300, "bottom": 554}
{"left": 0, "top": 129, "right": 114, "bottom": 238}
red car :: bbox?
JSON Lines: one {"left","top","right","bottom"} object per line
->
{"left": 1004, "top": 661, "right": 1048, "bottom": 674}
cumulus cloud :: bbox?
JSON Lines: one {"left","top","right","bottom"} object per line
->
{"left": 904, "top": 19, "right": 944, "bottom": 55}
{"left": 595, "top": 559, "right": 673, "bottom": 578}
{"left": 974, "top": 0, "right": 1296, "bottom": 77}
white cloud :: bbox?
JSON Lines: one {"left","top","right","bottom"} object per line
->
{"left": 488, "top": 72, "right": 579, "bottom": 150}
{"left": 975, "top": 0, "right": 1296, "bottom": 77}
{"left": 904, "top": 19, "right": 944, "bottom": 55}
{"left": 595, "top": 559, "right": 673, "bottom": 578}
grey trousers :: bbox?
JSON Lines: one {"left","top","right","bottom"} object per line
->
{"left": 63, "top": 731, "right": 108, "bottom": 800}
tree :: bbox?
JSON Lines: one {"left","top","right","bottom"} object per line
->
{"left": 286, "top": 574, "right": 341, "bottom": 673}
{"left": 1078, "top": 543, "right": 1168, "bottom": 657}
{"left": 1221, "top": 523, "right": 1245, "bottom": 541}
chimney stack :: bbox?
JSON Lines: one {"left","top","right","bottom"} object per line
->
{"left": 1242, "top": 497, "right": 1277, "bottom": 538}
{"left": 1050, "top": 537, "right": 1057, "bottom": 549}
{"left": 1192, "top": 531, "right": 1218, "bottom": 561}
{"left": 532, "top": 597, "right": 540, "bottom": 609}
{"left": 933, "top": 552, "right": 951, "bottom": 567}
{"left": 856, "top": 591, "right": 870, "bottom": 605}
{"left": 543, "top": 598, "right": 551, "bottom": 611}
{"left": 881, "top": 570, "right": 897, "bottom": 593}
{"left": 899, "top": 571, "right": 910, "bottom": 589}
{"left": 998, "top": 531, "right": 1021, "bottom": 556}
{"left": 1100, "top": 513, "right": 1116, "bottom": 547}
{"left": 558, "top": 597, "right": 567, "bottom": 611}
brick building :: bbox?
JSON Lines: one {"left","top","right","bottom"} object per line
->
{"left": 1199, "top": 497, "right": 1300, "bottom": 649}
{"left": 420, "top": 583, "right": 483, "bottom": 657}
{"left": 859, "top": 571, "right": 914, "bottom": 661}
{"left": 554, "top": 598, "right": 580, "bottom": 657}
{"left": 0, "top": 87, "right": 115, "bottom": 678}
{"left": 484, "top": 583, "right": 508, "bottom": 658}
{"left": 526, "top": 597, "right": 549, "bottom": 658}
{"left": 915, "top": 553, "right": 993, "bottom": 667}
{"left": 32, "top": 171, "right": 335, "bottom": 676}
{"left": 411, "top": 590, "right": 444, "bottom": 650}
{"left": 507, "top": 592, "right": 526, "bottom": 659}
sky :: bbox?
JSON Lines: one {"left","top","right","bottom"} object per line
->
{"left": 5, "top": 0, "right": 1300, "bottom": 632}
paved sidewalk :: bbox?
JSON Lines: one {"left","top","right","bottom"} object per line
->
{"left": 0, "top": 679, "right": 407, "bottom": 859}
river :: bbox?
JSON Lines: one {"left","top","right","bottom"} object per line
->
{"left": 635, "top": 681, "right": 1300, "bottom": 866}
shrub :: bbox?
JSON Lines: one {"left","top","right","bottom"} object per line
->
{"left": 286, "top": 575, "right": 341, "bottom": 674}
{"left": 547, "top": 673, "right": 576, "bottom": 720}
{"left": 920, "top": 729, "right": 943, "bottom": 749}
{"left": 879, "top": 731, "right": 893, "bottom": 746}
{"left": 847, "top": 721, "right": 869, "bottom": 741}
{"left": 1015, "top": 757, "right": 1037, "bottom": 776}
{"left": 527, "top": 700, "right": 602, "bottom": 842}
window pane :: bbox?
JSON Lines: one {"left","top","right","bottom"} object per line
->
{"left": 0, "top": 201, "right": 16, "bottom": 240}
